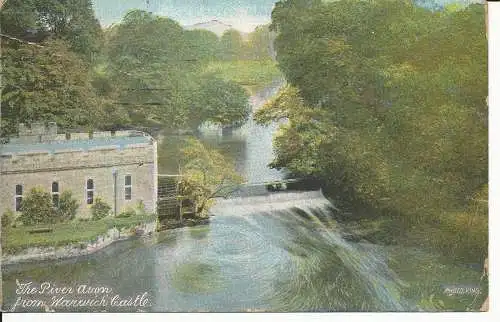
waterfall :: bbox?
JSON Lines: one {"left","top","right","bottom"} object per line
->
{"left": 209, "top": 190, "right": 410, "bottom": 311}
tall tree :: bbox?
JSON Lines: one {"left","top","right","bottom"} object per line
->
{"left": 189, "top": 74, "right": 251, "bottom": 131}
{"left": 0, "top": 0, "right": 103, "bottom": 61}
{"left": 245, "top": 25, "right": 276, "bottom": 60}
{"left": 184, "top": 29, "right": 220, "bottom": 63}
{"left": 219, "top": 29, "right": 244, "bottom": 60}
{"left": 1, "top": 39, "right": 103, "bottom": 135}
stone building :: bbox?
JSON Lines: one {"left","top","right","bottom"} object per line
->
{"left": 0, "top": 123, "right": 158, "bottom": 218}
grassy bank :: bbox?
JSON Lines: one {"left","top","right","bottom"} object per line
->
{"left": 1, "top": 214, "right": 155, "bottom": 255}
{"left": 205, "top": 59, "right": 282, "bottom": 94}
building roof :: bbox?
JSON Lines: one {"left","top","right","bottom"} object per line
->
{"left": 0, "top": 135, "right": 153, "bottom": 156}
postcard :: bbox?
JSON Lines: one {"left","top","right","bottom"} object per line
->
{"left": 0, "top": 0, "right": 489, "bottom": 314}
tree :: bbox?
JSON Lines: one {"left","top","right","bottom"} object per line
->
{"left": 219, "top": 29, "right": 244, "bottom": 60}
{"left": 263, "top": 0, "right": 487, "bottom": 221}
{"left": 56, "top": 191, "right": 80, "bottom": 222}
{"left": 91, "top": 198, "right": 111, "bottom": 221}
{"left": 1, "top": 210, "right": 15, "bottom": 229}
{"left": 184, "top": 29, "right": 220, "bottom": 63}
{"left": 245, "top": 25, "right": 276, "bottom": 60}
{"left": 189, "top": 75, "right": 251, "bottom": 131}
{"left": 1, "top": 39, "right": 104, "bottom": 136}
{"left": 0, "top": 0, "right": 103, "bottom": 61}
{"left": 178, "top": 137, "right": 243, "bottom": 215}
{"left": 104, "top": 10, "right": 203, "bottom": 130}
{"left": 19, "top": 187, "right": 55, "bottom": 225}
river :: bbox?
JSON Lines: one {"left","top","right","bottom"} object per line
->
{"left": 1, "top": 82, "right": 486, "bottom": 312}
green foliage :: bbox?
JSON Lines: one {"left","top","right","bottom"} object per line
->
{"left": 91, "top": 198, "right": 112, "bottom": 221}
{"left": 178, "top": 137, "right": 243, "bottom": 215}
{"left": 1, "top": 214, "right": 153, "bottom": 254}
{"left": 56, "top": 191, "right": 80, "bottom": 222}
{"left": 116, "top": 207, "right": 136, "bottom": 218}
{"left": 189, "top": 74, "right": 251, "bottom": 130}
{"left": 265, "top": 0, "right": 487, "bottom": 258}
{"left": 184, "top": 29, "right": 220, "bottom": 63}
{"left": 2, "top": 209, "right": 15, "bottom": 229}
{"left": 19, "top": 187, "right": 56, "bottom": 226}
{"left": 1, "top": 7, "right": 278, "bottom": 137}
{"left": 0, "top": 0, "right": 103, "bottom": 61}
{"left": 102, "top": 10, "right": 259, "bottom": 131}
{"left": 431, "top": 185, "right": 488, "bottom": 261}
{"left": 244, "top": 25, "right": 276, "bottom": 60}
{"left": 205, "top": 59, "right": 282, "bottom": 93}
{"left": 1, "top": 39, "right": 104, "bottom": 136}
{"left": 219, "top": 29, "right": 245, "bottom": 60}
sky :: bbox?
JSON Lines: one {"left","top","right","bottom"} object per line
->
{"left": 92, "top": 0, "right": 484, "bottom": 32}
{"left": 92, "top": 0, "right": 277, "bottom": 32}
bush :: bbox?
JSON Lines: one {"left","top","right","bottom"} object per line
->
{"left": 2, "top": 209, "right": 15, "bottom": 229}
{"left": 19, "top": 187, "right": 56, "bottom": 225}
{"left": 91, "top": 198, "right": 111, "bottom": 221}
{"left": 116, "top": 207, "right": 136, "bottom": 218}
{"left": 56, "top": 191, "right": 80, "bottom": 222}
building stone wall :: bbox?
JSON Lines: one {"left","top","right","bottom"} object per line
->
{"left": 0, "top": 140, "right": 158, "bottom": 218}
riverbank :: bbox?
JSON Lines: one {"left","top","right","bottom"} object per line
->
{"left": 1, "top": 214, "right": 214, "bottom": 266}
{"left": 1, "top": 216, "right": 157, "bottom": 265}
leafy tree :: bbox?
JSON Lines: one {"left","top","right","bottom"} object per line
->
{"left": 0, "top": 0, "right": 103, "bottom": 61}
{"left": 264, "top": 0, "right": 487, "bottom": 238}
{"left": 19, "top": 187, "right": 56, "bottom": 225}
{"left": 219, "top": 29, "right": 244, "bottom": 60}
{"left": 91, "top": 198, "right": 111, "bottom": 221}
{"left": 184, "top": 29, "right": 220, "bottom": 63}
{"left": 56, "top": 191, "right": 79, "bottom": 222}
{"left": 178, "top": 137, "right": 243, "bottom": 215}
{"left": 103, "top": 10, "right": 253, "bottom": 131}
{"left": 104, "top": 10, "right": 204, "bottom": 129}
{"left": 1, "top": 210, "right": 15, "bottom": 229}
{"left": 189, "top": 75, "right": 251, "bottom": 131}
{"left": 1, "top": 39, "right": 104, "bottom": 136}
{"left": 244, "top": 25, "right": 276, "bottom": 60}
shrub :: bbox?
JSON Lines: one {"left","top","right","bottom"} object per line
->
{"left": 56, "top": 191, "right": 80, "bottom": 222}
{"left": 2, "top": 209, "right": 15, "bottom": 229}
{"left": 116, "top": 207, "right": 136, "bottom": 218}
{"left": 19, "top": 187, "right": 56, "bottom": 225}
{"left": 91, "top": 198, "right": 111, "bottom": 221}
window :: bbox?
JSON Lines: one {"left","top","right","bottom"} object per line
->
{"left": 86, "top": 179, "right": 94, "bottom": 204}
{"left": 15, "top": 184, "right": 23, "bottom": 211}
{"left": 52, "top": 181, "right": 59, "bottom": 207}
{"left": 125, "top": 175, "right": 132, "bottom": 200}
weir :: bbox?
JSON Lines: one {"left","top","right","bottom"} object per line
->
{"left": 205, "top": 189, "right": 409, "bottom": 311}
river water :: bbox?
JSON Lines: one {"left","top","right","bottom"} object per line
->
{"left": 2, "top": 82, "right": 486, "bottom": 312}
